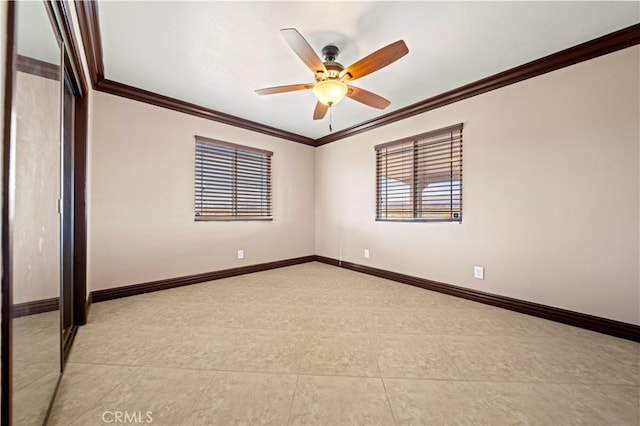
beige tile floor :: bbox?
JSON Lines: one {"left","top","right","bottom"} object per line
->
{"left": 13, "top": 310, "right": 60, "bottom": 425}
{"left": 48, "top": 262, "right": 639, "bottom": 425}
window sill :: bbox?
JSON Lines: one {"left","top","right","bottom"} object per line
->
{"left": 195, "top": 216, "right": 273, "bottom": 222}
{"left": 375, "top": 218, "right": 462, "bottom": 223}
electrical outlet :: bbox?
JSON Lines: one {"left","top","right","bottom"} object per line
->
{"left": 237, "top": 249, "right": 244, "bottom": 260}
{"left": 364, "top": 249, "right": 370, "bottom": 258}
{"left": 474, "top": 266, "right": 484, "bottom": 280}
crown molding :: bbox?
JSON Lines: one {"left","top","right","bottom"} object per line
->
{"left": 74, "top": 1, "right": 640, "bottom": 147}
{"left": 316, "top": 23, "right": 640, "bottom": 145}
{"left": 50, "top": 0, "right": 89, "bottom": 95}
{"left": 75, "top": 1, "right": 315, "bottom": 146}
{"left": 96, "top": 79, "right": 316, "bottom": 146}
{"left": 74, "top": 0, "right": 103, "bottom": 88}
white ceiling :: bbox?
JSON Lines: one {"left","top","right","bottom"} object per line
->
{"left": 97, "top": 1, "right": 639, "bottom": 140}
{"left": 17, "top": 1, "right": 61, "bottom": 64}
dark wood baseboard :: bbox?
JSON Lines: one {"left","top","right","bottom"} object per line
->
{"left": 12, "top": 297, "right": 59, "bottom": 318}
{"left": 89, "top": 255, "right": 316, "bottom": 303}
{"left": 86, "top": 254, "right": 639, "bottom": 342}
{"left": 314, "top": 256, "right": 640, "bottom": 342}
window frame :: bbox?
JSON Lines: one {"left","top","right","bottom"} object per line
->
{"left": 194, "top": 135, "right": 273, "bottom": 221}
{"left": 375, "top": 123, "right": 463, "bottom": 223}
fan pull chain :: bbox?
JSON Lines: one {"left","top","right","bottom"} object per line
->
{"left": 329, "top": 105, "right": 333, "bottom": 132}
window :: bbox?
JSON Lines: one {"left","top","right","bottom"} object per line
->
{"left": 195, "top": 136, "right": 272, "bottom": 221}
{"left": 376, "top": 123, "right": 462, "bottom": 222}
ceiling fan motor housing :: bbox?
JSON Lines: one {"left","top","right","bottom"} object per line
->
{"left": 315, "top": 45, "right": 345, "bottom": 82}
{"left": 317, "top": 61, "right": 344, "bottom": 81}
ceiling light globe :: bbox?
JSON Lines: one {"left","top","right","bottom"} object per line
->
{"left": 313, "top": 80, "right": 348, "bottom": 106}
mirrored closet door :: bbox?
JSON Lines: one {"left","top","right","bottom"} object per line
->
{"left": 1, "top": 0, "right": 86, "bottom": 423}
{"left": 11, "top": 1, "right": 63, "bottom": 424}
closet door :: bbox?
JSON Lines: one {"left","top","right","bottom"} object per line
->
{"left": 5, "top": 1, "right": 63, "bottom": 424}
{"left": 2, "top": 1, "right": 88, "bottom": 423}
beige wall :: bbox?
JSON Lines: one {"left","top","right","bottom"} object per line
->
{"left": 315, "top": 46, "right": 640, "bottom": 325}
{"left": 88, "top": 45, "right": 638, "bottom": 325}
{"left": 88, "top": 92, "right": 315, "bottom": 291}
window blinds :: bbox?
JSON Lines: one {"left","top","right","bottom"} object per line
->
{"left": 375, "top": 123, "right": 463, "bottom": 222}
{"left": 195, "top": 136, "right": 273, "bottom": 221}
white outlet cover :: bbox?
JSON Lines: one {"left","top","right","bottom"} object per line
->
{"left": 364, "top": 249, "right": 370, "bottom": 258}
{"left": 237, "top": 249, "right": 244, "bottom": 259}
{"left": 474, "top": 266, "right": 484, "bottom": 279}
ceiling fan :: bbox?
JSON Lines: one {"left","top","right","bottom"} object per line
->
{"left": 255, "top": 28, "right": 409, "bottom": 122}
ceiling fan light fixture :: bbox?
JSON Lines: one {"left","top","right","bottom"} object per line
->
{"left": 313, "top": 80, "right": 348, "bottom": 106}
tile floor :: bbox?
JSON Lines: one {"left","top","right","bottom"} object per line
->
{"left": 13, "top": 310, "right": 60, "bottom": 425}
{"left": 48, "top": 262, "right": 639, "bottom": 425}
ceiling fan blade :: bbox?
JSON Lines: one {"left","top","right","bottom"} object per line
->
{"left": 281, "top": 28, "right": 327, "bottom": 75}
{"left": 313, "top": 101, "right": 329, "bottom": 120}
{"left": 255, "top": 83, "right": 314, "bottom": 95}
{"left": 340, "top": 40, "right": 408, "bottom": 82}
{"left": 346, "top": 85, "right": 390, "bottom": 109}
